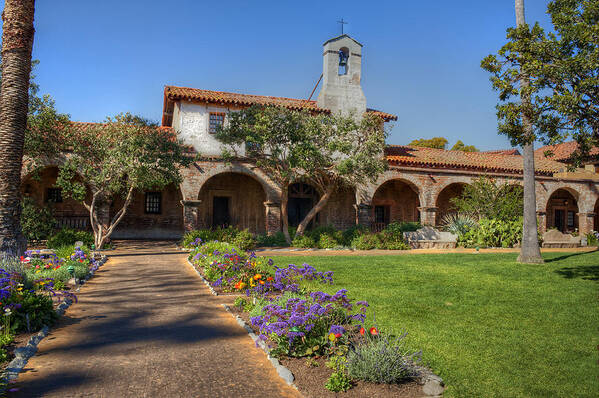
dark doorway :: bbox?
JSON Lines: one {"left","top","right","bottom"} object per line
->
{"left": 288, "top": 197, "right": 313, "bottom": 227}
{"left": 555, "top": 209, "right": 565, "bottom": 232}
{"left": 374, "top": 205, "right": 390, "bottom": 225}
{"left": 213, "top": 196, "right": 230, "bottom": 228}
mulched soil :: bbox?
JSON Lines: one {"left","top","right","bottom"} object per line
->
{"left": 230, "top": 306, "right": 423, "bottom": 398}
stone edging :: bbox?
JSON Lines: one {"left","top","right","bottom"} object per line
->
{"left": 221, "top": 304, "right": 296, "bottom": 387}
{"left": 1, "top": 255, "right": 108, "bottom": 386}
{"left": 186, "top": 258, "right": 218, "bottom": 296}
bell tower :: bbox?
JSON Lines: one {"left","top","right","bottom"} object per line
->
{"left": 317, "top": 34, "right": 367, "bottom": 116}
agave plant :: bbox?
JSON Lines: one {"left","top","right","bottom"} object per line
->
{"left": 441, "top": 213, "right": 476, "bottom": 236}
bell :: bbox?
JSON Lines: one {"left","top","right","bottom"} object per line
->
{"left": 338, "top": 50, "right": 348, "bottom": 66}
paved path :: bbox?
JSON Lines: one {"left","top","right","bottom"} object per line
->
{"left": 10, "top": 243, "right": 300, "bottom": 398}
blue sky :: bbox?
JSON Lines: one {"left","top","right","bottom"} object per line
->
{"left": 5, "top": 0, "right": 555, "bottom": 150}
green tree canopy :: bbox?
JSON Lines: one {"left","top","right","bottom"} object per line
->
{"left": 451, "top": 140, "right": 479, "bottom": 152}
{"left": 217, "top": 107, "right": 388, "bottom": 237}
{"left": 55, "top": 113, "right": 193, "bottom": 248}
{"left": 450, "top": 177, "right": 524, "bottom": 221}
{"left": 408, "top": 137, "right": 448, "bottom": 149}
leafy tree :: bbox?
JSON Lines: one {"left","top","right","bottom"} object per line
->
{"left": 295, "top": 112, "right": 387, "bottom": 236}
{"left": 541, "top": 0, "right": 599, "bottom": 164}
{"left": 481, "top": 0, "right": 546, "bottom": 263}
{"left": 55, "top": 113, "right": 193, "bottom": 248}
{"left": 216, "top": 105, "right": 308, "bottom": 244}
{"left": 451, "top": 140, "right": 479, "bottom": 152}
{"left": 217, "top": 108, "right": 388, "bottom": 239}
{"left": 450, "top": 177, "right": 523, "bottom": 221}
{"left": 20, "top": 197, "right": 55, "bottom": 243}
{"left": 408, "top": 137, "right": 448, "bottom": 149}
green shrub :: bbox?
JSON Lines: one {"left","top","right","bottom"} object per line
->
{"left": 307, "top": 225, "right": 337, "bottom": 240}
{"left": 182, "top": 227, "right": 256, "bottom": 250}
{"left": 385, "top": 221, "right": 421, "bottom": 234}
{"left": 232, "top": 229, "right": 257, "bottom": 251}
{"left": 9, "top": 290, "right": 58, "bottom": 333}
{"left": 318, "top": 233, "right": 339, "bottom": 249}
{"left": 351, "top": 233, "right": 381, "bottom": 250}
{"left": 441, "top": 213, "right": 476, "bottom": 236}
{"left": 256, "top": 232, "right": 289, "bottom": 247}
{"left": 586, "top": 232, "right": 599, "bottom": 246}
{"left": 47, "top": 229, "right": 93, "bottom": 249}
{"left": 325, "top": 370, "right": 352, "bottom": 392}
{"left": 21, "top": 197, "right": 56, "bottom": 242}
{"left": 182, "top": 230, "right": 216, "bottom": 247}
{"left": 341, "top": 225, "right": 367, "bottom": 246}
{"left": 459, "top": 218, "right": 523, "bottom": 248}
{"left": 347, "top": 334, "right": 420, "bottom": 384}
{"left": 292, "top": 234, "right": 317, "bottom": 248}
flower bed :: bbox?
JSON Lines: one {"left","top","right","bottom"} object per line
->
{"left": 0, "top": 245, "right": 100, "bottom": 369}
{"left": 188, "top": 239, "right": 434, "bottom": 395}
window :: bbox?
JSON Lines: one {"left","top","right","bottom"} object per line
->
{"left": 144, "top": 192, "right": 162, "bottom": 214}
{"left": 46, "top": 188, "right": 63, "bottom": 203}
{"left": 208, "top": 112, "right": 225, "bottom": 134}
{"left": 567, "top": 211, "right": 575, "bottom": 228}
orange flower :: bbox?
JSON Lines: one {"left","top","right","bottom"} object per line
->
{"left": 359, "top": 327, "right": 365, "bottom": 336}
{"left": 259, "top": 280, "right": 265, "bottom": 285}
{"left": 266, "top": 276, "right": 273, "bottom": 282}
{"left": 253, "top": 274, "right": 262, "bottom": 280}
{"left": 234, "top": 281, "right": 247, "bottom": 290}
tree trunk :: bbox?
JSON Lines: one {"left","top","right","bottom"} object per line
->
{"left": 295, "top": 183, "right": 335, "bottom": 236}
{"left": 515, "top": 0, "right": 544, "bottom": 264}
{"left": 280, "top": 185, "right": 291, "bottom": 244}
{"left": 0, "top": 0, "right": 35, "bottom": 257}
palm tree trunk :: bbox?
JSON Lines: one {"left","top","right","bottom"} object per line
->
{"left": 515, "top": 0, "right": 543, "bottom": 264}
{"left": 0, "top": 0, "right": 35, "bottom": 256}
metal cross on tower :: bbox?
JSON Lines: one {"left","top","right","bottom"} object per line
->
{"left": 337, "top": 18, "right": 348, "bottom": 35}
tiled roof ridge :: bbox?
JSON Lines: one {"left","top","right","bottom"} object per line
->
{"left": 165, "top": 85, "right": 319, "bottom": 105}
{"left": 164, "top": 86, "right": 398, "bottom": 121}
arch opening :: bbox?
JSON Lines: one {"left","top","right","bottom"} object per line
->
{"left": 371, "top": 179, "right": 420, "bottom": 232}
{"left": 546, "top": 188, "right": 579, "bottom": 233}
{"left": 435, "top": 183, "right": 468, "bottom": 225}
{"left": 198, "top": 172, "right": 266, "bottom": 234}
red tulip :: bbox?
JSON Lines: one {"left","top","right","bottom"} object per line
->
{"left": 369, "top": 327, "right": 379, "bottom": 336}
{"left": 334, "top": 333, "right": 342, "bottom": 339}
{"left": 359, "top": 327, "right": 365, "bottom": 336}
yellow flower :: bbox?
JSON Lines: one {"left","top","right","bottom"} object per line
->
{"left": 328, "top": 333, "right": 336, "bottom": 341}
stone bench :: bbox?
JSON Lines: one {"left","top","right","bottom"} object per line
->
{"left": 404, "top": 226, "right": 458, "bottom": 249}
{"left": 541, "top": 229, "right": 581, "bottom": 248}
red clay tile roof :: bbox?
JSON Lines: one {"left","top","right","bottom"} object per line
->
{"left": 482, "top": 149, "right": 521, "bottom": 155}
{"left": 163, "top": 86, "right": 398, "bottom": 122}
{"left": 385, "top": 145, "right": 566, "bottom": 175}
{"left": 366, "top": 108, "right": 398, "bottom": 121}
{"left": 535, "top": 141, "right": 599, "bottom": 162}
{"left": 164, "top": 86, "right": 324, "bottom": 112}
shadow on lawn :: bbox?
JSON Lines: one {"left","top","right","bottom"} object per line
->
{"left": 554, "top": 265, "right": 599, "bottom": 281}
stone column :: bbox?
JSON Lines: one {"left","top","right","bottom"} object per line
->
{"left": 418, "top": 206, "right": 438, "bottom": 226}
{"left": 536, "top": 211, "right": 547, "bottom": 233}
{"left": 577, "top": 212, "right": 595, "bottom": 235}
{"left": 181, "top": 200, "right": 202, "bottom": 232}
{"left": 264, "top": 201, "right": 281, "bottom": 235}
{"left": 354, "top": 203, "right": 372, "bottom": 230}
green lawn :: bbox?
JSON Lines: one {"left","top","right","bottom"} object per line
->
{"left": 274, "top": 251, "right": 599, "bottom": 398}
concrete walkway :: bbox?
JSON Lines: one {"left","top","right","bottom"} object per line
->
{"left": 9, "top": 243, "right": 300, "bottom": 398}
